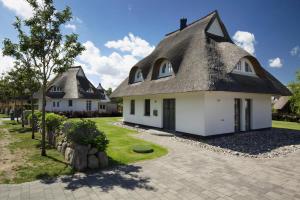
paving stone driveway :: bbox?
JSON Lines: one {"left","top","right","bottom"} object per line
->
{"left": 1, "top": 130, "right": 300, "bottom": 200}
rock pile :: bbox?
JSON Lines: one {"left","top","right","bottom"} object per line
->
{"left": 57, "top": 137, "right": 108, "bottom": 171}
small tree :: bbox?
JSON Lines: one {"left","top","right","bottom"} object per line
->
{"left": 3, "top": 0, "right": 85, "bottom": 156}
{"left": 289, "top": 70, "right": 300, "bottom": 115}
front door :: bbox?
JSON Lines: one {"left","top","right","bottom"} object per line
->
{"left": 234, "top": 98, "right": 241, "bottom": 132}
{"left": 245, "top": 99, "right": 251, "bottom": 131}
{"left": 163, "top": 99, "right": 175, "bottom": 131}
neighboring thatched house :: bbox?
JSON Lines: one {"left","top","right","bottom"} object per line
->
{"left": 36, "top": 66, "right": 117, "bottom": 114}
{"left": 111, "top": 10, "right": 291, "bottom": 136}
{"left": 273, "top": 96, "right": 291, "bottom": 113}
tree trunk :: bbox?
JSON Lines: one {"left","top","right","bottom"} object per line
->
{"left": 21, "top": 99, "right": 24, "bottom": 128}
{"left": 31, "top": 94, "right": 35, "bottom": 139}
{"left": 14, "top": 99, "right": 18, "bottom": 122}
{"left": 41, "top": 82, "right": 46, "bottom": 156}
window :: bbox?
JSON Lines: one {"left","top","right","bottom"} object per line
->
{"left": 134, "top": 69, "right": 143, "bottom": 83}
{"left": 98, "top": 103, "right": 106, "bottom": 110}
{"left": 87, "top": 88, "right": 93, "bottom": 93}
{"left": 144, "top": 99, "right": 150, "bottom": 116}
{"left": 236, "top": 61, "right": 242, "bottom": 71}
{"left": 86, "top": 100, "right": 92, "bottom": 111}
{"left": 68, "top": 100, "right": 73, "bottom": 107}
{"left": 245, "top": 62, "right": 252, "bottom": 72}
{"left": 53, "top": 102, "right": 55, "bottom": 107}
{"left": 56, "top": 102, "right": 60, "bottom": 107}
{"left": 158, "top": 61, "right": 173, "bottom": 78}
{"left": 130, "top": 100, "right": 135, "bottom": 115}
{"left": 52, "top": 86, "right": 62, "bottom": 92}
{"left": 233, "top": 58, "right": 255, "bottom": 75}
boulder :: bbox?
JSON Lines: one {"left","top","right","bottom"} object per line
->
{"left": 97, "top": 152, "right": 108, "bottom": 168}
{"left": 61, "top": 142, "right": 68, "bottom": 155}
{"left": 65, "top": 147, "right": 74, "bottom": 163}
{"left": 88, "top": 155, "right": 99, "bottom": 169}
{"left": 88, "top": 148, "right": 98, "bottom": 155}
{"left": 72, "top": 144, "right": 89, "bottom": 171}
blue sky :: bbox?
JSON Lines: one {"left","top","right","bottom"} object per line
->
{"left": 0, "top": 0, "right": 299, "bottom": 89}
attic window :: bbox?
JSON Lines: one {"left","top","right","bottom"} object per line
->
{"left": 52, "top": 86, "right": 62, "bottom": 92}
{"left": 233, "top": 58, "right": 256, "bottom": 76}
{"left": 134, "top": 69, "right": 143, "bottom": 83}
{"left": 158, "top": 61, "right": 173, "bottom": 78}
{"left": 87, "top": 88, "right": 93, "bottom": 93}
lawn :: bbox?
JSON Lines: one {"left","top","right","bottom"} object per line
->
{"left": 0, "top": 117, "right": 167, "bottom": 183}
{"left": 272, "top": 120, "right": 300, "bottom": 130}
{"left": 0, "top": 113, "right": 8, "bottom": 118}
{"left": 70, "top": 117, "right": 168, "bottom": 165}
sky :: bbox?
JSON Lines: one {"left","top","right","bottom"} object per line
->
{"left": 0, "top": 0, "right": 299, "bottom": 90}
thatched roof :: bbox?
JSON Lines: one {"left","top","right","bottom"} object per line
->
{"left": 111, "top": 10, "right": 291, "bottom": 98}
{"left": 273, "top": 96, "right": 290, "bottom": 110}
{"left": 45, "top": 66, "right": 107, "bottom": 100}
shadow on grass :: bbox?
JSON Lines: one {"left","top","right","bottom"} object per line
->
{"left": 9, "top": 127, "right": 32, "bottom": 133}
{"left": 38, "top": 158, "right": 155, "bottom": 192}
{"left": 176, "top": 128, "right": 300, "bottom": 155}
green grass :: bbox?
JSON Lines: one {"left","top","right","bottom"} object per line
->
{"left": 72, "top": 117, "right": 168, "bottom": 165}
{"left": 0, "top": 121, "right": 73, "bottom": 184}
{"left": 272, "top": 120, "right": 300, "bottom": 130}
{"left": 0, "top": 114, "right": 8, "bottom": 118}
{"left": 0, "top": 117, "right": 168, "bottom": 183}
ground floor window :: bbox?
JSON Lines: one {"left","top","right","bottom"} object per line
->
{"left": 86, "top": 100, "right": 92, "bottom": 111}
{"left": 130, "top": 100, "right": 135, "bottom": 115}
{"left": 98, "top": 103, "right": 106, "bottom": 110}
{"left": 53, "top": 102, "right": 55, "bottom": 107}
{"left": 144, "top": 99, "right": 150, "bottom": 116}
{"left": 69, "top": 100, "right": 73, "bottom": 107}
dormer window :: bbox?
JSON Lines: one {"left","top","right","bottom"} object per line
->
{"left": 134, "top": 69, "right": 143, "bottom": 83}
{"left": 158, "top": 61, "right": 173, "bottom": 78}
{"left": 52, "top": 86, "right": 62, "bottom": 92}
{"left": 87, "top": 88, "right": 93, "bottom": 93}
{"left": 233, "top": 58, "right": 255, "bottom": 76}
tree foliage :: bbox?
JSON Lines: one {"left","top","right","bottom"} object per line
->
{"left": 2, "top": 0, "right": 85, "bottom": 156}
{"left": 289, "top": 70, "right": 300, "bottom": 115}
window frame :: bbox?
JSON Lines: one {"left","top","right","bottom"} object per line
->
{"left": 130, "top": 100, "right": 135, "bottom": 115}
{"left": 158, "top": 60, "right": 173, "bottom": 78}
{"left": 86, "top": 100, "right": 92, "bottom": 111}
{"left": 134, "top": 69, "right": 143, "bottom": 83}
{"left": 144, "top": 99, "right": 151, "bottom": 116}
{"left": 68, "top": 100, "right": 73, "bottom": 107}
{"left": 233, "top": 58, "right": 256, "bottom": 76}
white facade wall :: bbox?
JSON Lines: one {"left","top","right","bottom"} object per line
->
{"left": 123, "top": 92, "right": 205, "bottom": 135}
{"left": 40, "top": 99, "right": 112, "bottom": 113}
{"left": 123, "top": 91, "right": 272, "bottom": 136}
{"left": 204, "top": 92, "right": 272, "bottom": 136}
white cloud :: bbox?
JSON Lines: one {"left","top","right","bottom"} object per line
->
{"left": 0, "top": 0, "right": 33, "bottom": 19}
{"left": 290, "top": 46, "right": 300, "bottom": 56}
{"left": 65, "top": 23, "right": 77, "bottom": 31}
{"left": 233, "top": 31, "right": 256, "bottom": 55}
{"left": 268, "top": 57, "right": 283, "bottom": 68}
{"left": 105, "top": 33, "right": 154, "bottom": 58}
{"left": 75, "top": 33, "right": 154, "bottom": 89}
{"left": 0, "top": 51, "right": 15, "bottom": 76}
{"left": 76, "top": 40, "right": 143, "bottom": 89}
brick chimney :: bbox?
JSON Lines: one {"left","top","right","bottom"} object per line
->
{"left": 180, "top": 18, "right": 187, "bottom": 30}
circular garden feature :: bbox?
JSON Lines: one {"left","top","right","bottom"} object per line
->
{"left": 132, "top": 145, "right": 154, "bottom": 153}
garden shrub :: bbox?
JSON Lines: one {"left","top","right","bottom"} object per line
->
{"left": 45, "top": 113, "right": 66, "bottom": 145}
{"left": 65, "top": 119, "right": 109, "bottom": 152}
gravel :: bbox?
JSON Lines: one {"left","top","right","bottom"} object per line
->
{"left": 114, "top": 121, "right": 300, "bottom": 159}
{"left": 172, "top": 128, "right": 300, "bottom": 158}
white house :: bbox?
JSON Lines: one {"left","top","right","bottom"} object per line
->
{"left": 111, "top": 11, "right": 291, "bottom": 136}
{"left": 37, "top": 66, "right": 117, "bottom": 114}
